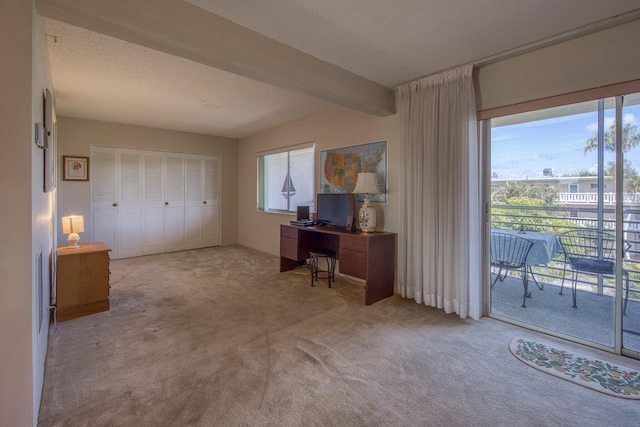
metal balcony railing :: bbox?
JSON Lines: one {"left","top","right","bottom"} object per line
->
{"left": 491, "top": 203, "right": 640, "bottom": 302}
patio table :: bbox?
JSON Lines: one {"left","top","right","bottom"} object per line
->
{"left": 491, "top": 228, "right": 561, "bottom": 289}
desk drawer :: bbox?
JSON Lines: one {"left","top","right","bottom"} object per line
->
{"left": 340, "top": 235, "right": 368, "bottom": 252}
{"left": 281, "top": 236, "right": 300, "bottom": 260}
{"left": 340, "top": 248, "right": 366, "bottom": 280}
{"left": 281, "top": 225, "right": 299, "bottom": 239}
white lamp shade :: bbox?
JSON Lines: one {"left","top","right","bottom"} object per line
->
{"left": 61, "top": 215, "right": 85, "bottom": 234}
{"left": 353, "top": 172, "right": 380, "bottom": 196}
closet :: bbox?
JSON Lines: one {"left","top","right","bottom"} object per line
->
{"left": 91, "top": 146, "right": 220, "bottom": 259}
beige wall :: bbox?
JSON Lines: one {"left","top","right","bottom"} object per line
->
{"left": 4, "top": 10, "right": 639, "bottom": 424}
{"left": 476, "top": 18, "right": 640, "bottom": 112}
{"left": 32, "top": 8, "right": 57, "bottom": 422}
{"left": 0, "top": 2, "right": 34, "bottom": 424}
{"left": 236, "top": 19, "right": 640, "bottom": 258}
{"left": 237, "top": 108, "right": 399, "bottom": 256}
{"left": 0, "top": 2, "right": 56, "bottom": 424}
{"left": 56, "top": 117, "right": 240, "bottom": 248}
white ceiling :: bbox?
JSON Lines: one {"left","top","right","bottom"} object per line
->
{"left": 40, "top": 0, "right": 640, "bottom": 139}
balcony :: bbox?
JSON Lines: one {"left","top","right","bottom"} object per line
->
{"left": 557, "top": 192, "right": 640, "bottom": 204}
{"left": 490, "top": 202, "right": 640, "bottom": 350}
{"left": 491, "top": 275, "right": 640, "bottom": 350}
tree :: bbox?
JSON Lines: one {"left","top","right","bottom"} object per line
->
{"left": 492, "top": 181, "right": 558, "bottom": 204}
{"left": 561, "top": 170, "right": 598, "bottom": 177}
{"left": 626, "top": 173, "right": 640, "bottom": 203}
{"left": 584, "top": 121, "right": 640, "bottom": 199}
{"left": 584, "top": 121, "right": 640, "bottom": 154}
{"left": 491, "top": 197, "right": 577, "bottom": 233}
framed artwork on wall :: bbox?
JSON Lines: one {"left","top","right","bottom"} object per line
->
{"left": 320, "top": 140, "right": 387, "bottom": 203}
{"left": 63, "top": 156, "right": 89, "bottom": 181}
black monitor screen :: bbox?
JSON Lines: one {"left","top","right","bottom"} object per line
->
{"left": 316, "top": 193, "right": 355, "bottom": 227}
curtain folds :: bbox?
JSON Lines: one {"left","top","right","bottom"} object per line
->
{"left": 396, "top": 64, "right": 482, "bottom": 320}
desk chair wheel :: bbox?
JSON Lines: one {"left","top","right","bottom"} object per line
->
{"left": 309, "top": 249, "right": 336, "bottom": 288}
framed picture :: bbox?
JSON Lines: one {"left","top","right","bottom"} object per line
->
{"left": 63, "top": 156, "right": 89, "bottom": 181}
{"left": 320, "top": 140, "right": 387, "bottom": 203}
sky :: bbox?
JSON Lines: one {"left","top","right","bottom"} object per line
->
{"left": 491, "top": 102, "right": 640, "bottom": 180}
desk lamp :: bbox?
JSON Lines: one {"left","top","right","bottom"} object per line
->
{"left": 353, "top": 172, "right": 380, "bottom": 232}
{"left": 62, "top": 215, "right": 85, "bottom": 248}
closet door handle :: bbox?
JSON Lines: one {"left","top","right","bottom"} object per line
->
{"left": 203, "top": 201, "right": 207, "bottom": 204}
{"left": 165, "top": 202, "right": 169, "bottom": 205}
{"left": 112, "top": 203, "right": 118, "bottom": 207}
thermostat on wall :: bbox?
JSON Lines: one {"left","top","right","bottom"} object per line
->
{"left": 35, "top": 122, "right": 46, "bottom": 148}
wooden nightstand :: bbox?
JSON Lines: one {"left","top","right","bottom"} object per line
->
{"left": 56, "top": 242, "right": 111, "bottom": 321}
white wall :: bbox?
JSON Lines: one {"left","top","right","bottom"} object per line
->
{"left": 237, "top": 108, "right": 399, "bottom": 256}
{"left": 0, "top": 1, "right": 55, "bottom": 425}
{"left": 55, "top": 117, "right": 239, "bottom": 248}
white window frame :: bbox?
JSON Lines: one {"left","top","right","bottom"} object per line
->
{"left": 256, "top": 142, "right": 315, "bottom": 214}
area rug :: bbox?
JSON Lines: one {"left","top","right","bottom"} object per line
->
{"left": 509, "top": 337, "right": 640, "bottom": 399}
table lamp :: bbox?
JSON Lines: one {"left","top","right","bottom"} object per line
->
{"left": 61, "top": 215, "right": 85, "bottom": 248}
{"left": 353, "top": 172, "right": 380, "bottom": 232}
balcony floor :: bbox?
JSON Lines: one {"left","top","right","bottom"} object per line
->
{"left": 490, "top": 274, "right": 640, "bottom": 351}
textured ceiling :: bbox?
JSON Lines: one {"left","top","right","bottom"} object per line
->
{"left": 41, "top": 0, "right": 640, "bottom": 139}
{"left": 45, "top": 18, "right": 335, "bottom": 139}
{"left": 187, "top": 0, "right": 640, "bottom": 87}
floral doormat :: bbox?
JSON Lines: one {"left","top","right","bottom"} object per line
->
{"left": 509, "top": 337, "right": 640, "bottom": 399}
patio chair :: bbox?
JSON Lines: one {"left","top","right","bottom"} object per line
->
{"left": 490, "top": 232, "right": 535, "bottom": 308}
{"left": 557, "top": 229, "right": 630, "bottom": 313}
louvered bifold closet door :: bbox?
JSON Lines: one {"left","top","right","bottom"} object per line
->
{"left": 142, "top": 151, "right": 165, "bottom": 255}
{"left": 185, "top": 156, "right": 205, "bottom": 250}
{"left": 203, "top": 156, "right": 221, "bottom": 247}
{"left": 91, "top": 147, "right": 218, "bottom": 258}
{"left": 164, "top": 153, "right": 185, "bottom": 253}
{"left": 117, "top": 149, "right": 143, "bottom": 259}
{"left": 91, "top": 147, "right": 118, "bottom": 257}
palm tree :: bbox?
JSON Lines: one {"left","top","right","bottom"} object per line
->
{"left": 585, "top": 122, "right": 640, "bottom": 199}
{"left": 584, "top": 121, "right": 640, "bottom": 154}
{"left": 626, "top": 173, "right": 640, "bottom": 203}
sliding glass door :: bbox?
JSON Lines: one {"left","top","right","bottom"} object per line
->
{"left": 622, "top": 93, "right": 640, "bottom": 354}
{"left": 487, "top": 92, "right": 640, "bottom": 356}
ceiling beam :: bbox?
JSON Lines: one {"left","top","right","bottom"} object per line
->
{"left": 36, "top": 0, "right": 396, "bottom": 116}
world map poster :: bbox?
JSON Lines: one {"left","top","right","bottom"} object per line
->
{"left": 320, "top": 140, "right": 387, "bottom": 203}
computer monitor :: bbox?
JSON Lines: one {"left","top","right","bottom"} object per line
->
{"left": 316, "top": 193, "right": 355, "bottom": 227}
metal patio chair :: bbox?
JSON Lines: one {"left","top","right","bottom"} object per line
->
{"left": 490, "top": 232, "right": 535, "bottom": 308}
{"left": 557, "top": 229, "right": 630, "bottom": 313}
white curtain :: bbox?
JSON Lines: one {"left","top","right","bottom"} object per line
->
{"left": 396, "top": 64, "right": 482, "bottom": 319}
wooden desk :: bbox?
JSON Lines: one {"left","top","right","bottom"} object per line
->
{"left": 56, "top": 242, "right": 111, "bottom": 321}
{"left": 280, "top": 224, "right": 396, "bottom": 305}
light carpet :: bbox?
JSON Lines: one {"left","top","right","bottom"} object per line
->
{"left": 509, "top": 337, "right": 640, "bottom": 399}
{"left": 38, "top": 246, "right": 640, "bottom": 426}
